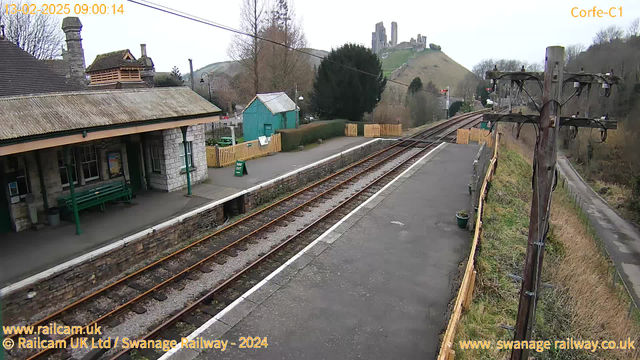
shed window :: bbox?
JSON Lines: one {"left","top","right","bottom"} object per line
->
{"left": 150, "top": 145, "right": 162, "bottom": 173}
{"left": 57, "top": 150, "right": 78, "bottom": 187}
{"left": 80, "top": 145, "right": 100, "bottom": 181}
{"left": 179, "top": 142, "right": 193, "bottom": 170}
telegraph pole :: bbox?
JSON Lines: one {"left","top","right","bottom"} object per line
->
{"left": 510, "top": 46, "right": 563, "bottom": 360}
{"left": 483, "top": 45, "right": 620, "bottom": 360}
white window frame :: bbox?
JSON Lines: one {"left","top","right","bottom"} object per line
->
{"left": 80, "top": 145, "right": 100, "bottom": 182}
{"left": 57, "top": 150, "right": 78, "bottom": 187}
{"left": 179, "top": 141, "right": 193, "bottom": 170}
{"left": 150, "top": 145, "right": 162, "bottom": 173}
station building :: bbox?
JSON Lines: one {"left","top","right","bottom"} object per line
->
{"left": 0, "top": 20, "right": 220, "bottom": 234}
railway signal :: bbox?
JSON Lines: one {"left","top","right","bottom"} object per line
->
{"left": 484, "top": 46, "right": 620, "bottom": 360}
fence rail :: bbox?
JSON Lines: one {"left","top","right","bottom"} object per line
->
{"left": 206, "top": 133, "right": 281, "bottom": 168}
{"left": 438, "top": 131, "right": 500, "bottom": 360}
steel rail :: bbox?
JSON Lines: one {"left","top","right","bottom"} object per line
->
{"left": 108, "top": 113, "right": 485, "bottom": 360}
{"left": 19, "top": 112, "right": 485, "bottom": 360}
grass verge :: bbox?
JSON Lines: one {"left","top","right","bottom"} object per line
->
{"left": 453, "top": 142, "right": 640, "bottom": 360}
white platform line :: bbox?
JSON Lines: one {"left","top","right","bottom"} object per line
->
{"left": 1, "top": 138, "right": 390, "bottom": 297}
{"left": 157, "top": 142, "right": 446, "bottom": 360}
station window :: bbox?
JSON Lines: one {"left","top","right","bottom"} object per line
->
{"left": 6, "top": 155, "right": 30, "bottom": 200}
{"left": 80, "top": 145, "right": 100, "bottom": 181}
{"left": 57, "top": 150, "right": 78, "bottom": 187}
{"left": 150, "top": 145, "right": 162, "bottom": 173}
{"left": 179, "top": 142, "right": 193, "bottom": 170}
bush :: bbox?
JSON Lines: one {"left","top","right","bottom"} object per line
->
{"left": 278, "top": 120, "right": 346, "bottom": 151}
{"left": 429, "top": 43, "right": 442, "bottom": 51}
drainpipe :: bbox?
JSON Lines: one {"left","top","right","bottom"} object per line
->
{"left": 64, "top": 146, "right": 82, "bottom": 235}
{"left": 180, "top": 126, "right": 192, "bottom": 196}
{"left": 35, "top": 151, "right": 49, "bottom": 211}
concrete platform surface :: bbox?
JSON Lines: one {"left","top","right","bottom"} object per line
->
{"left": 176, "top": 143, "right": 479, "bottom": 360}
{"left": 0, "top": 137, "right": 374, "bottom": 287}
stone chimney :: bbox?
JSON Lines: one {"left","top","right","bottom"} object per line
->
{"left": 138, "top": 43, "right": 155, "bottom": 88}
{"left": 61, "top": 17, "right": 87, "bottom": 86}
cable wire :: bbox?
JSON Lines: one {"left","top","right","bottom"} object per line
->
{"left": 127, "top": 0, "right": 447, "bottom": 97}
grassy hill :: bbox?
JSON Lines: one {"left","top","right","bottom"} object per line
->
{"left": 382, "top": 48, "right": 473, "bottom": 95}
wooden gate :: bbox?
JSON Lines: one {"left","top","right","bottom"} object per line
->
{"left": 206, "top": 133, "right": 282, "bottom": 167}
{"left": 379, "top": 124, "right": 402, "bottom": 136}
{"left": 345, "top": 123, "right": 358, "bottom": 137}
{"left": 364, "top": 124, "right": 381, "bottom": 138}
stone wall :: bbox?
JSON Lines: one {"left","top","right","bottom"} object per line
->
{"left": 163, "top": 124, "right": 208, "bottom": 192}
{"left": 2, "top": 203, "right": 224, "bottom": 323}
{"left": 1, "top": 139, "right": 392, "bottom": 322}
{"left": 245, "top": 140, "right": 391, "bottom": 210}
{"left": 469, "top": 142, "right": 492, "bottom": 229}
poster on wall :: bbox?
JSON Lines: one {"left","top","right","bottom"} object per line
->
{"left": 107, "top": 151, "right": 123, "bottom": 178}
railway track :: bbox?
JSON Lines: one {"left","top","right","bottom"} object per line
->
{"left": 5, "top": 111, "right": 485, "bottom": 360}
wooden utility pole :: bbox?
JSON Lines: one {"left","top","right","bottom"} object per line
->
{"left": 510, "top": 46, "right": 563, "bottom": 360}
{"left": 483, "top": 46, "right": 620, "bottom": 360}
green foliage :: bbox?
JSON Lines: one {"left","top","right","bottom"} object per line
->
{"left": 461, "top": 101, "right": 474, "bottom": 113}
{"left": 429, "top": 43, "right": 442, "bottom": 51}
{"left": 155, "top": 66, "right": 184, "bottom": 87}
{"left": 476, "top": 81, "right": 490, "bottom": 105}
{"left": 408, "top": 77, "right": 423, "bottom": 94}
{"left": 381, "top": 49, "right": 415, "bottom": 76}
{"left": 311, "top": 44, "right": 387, "bottom": 121}
{"left": 277, "top": 121, "right": 345, "bottom": 151}
{"left": 449, "top": 101, "right": 463, "bottom": 115}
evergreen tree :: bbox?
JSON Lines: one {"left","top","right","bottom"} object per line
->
{"left": 311, "top": 44, "right": 387, "bottom": 121}
{"left": 170, "top": 66, "right": 183, "bottom": 83}
{"left": 408, "top": 77, "right": 423, "bottom": 94}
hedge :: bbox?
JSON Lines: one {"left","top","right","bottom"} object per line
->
{"left": 277, "top": 120, "right": 346, "bottom": 151}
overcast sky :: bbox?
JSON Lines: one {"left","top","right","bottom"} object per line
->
{"left": 36, "top": 0, "right": 640, "bottom": 73}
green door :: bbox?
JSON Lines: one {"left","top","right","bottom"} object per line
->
{"left": 0, "top": 171, "right": 12, "bottom": 233}
{"left": 126, "top": 143, "right": 143, "bottom": 194}
{"left": 264, "top": 124, "right": 273, "bottom": 137}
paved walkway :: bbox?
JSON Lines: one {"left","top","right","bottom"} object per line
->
{"left": 0, "top": 137, "right": 374, "bottom": 287}
{"left": 170, "top": 143, "right": 479, "bottom": 360}
{"left": 557, "top": 155, "right": 640, "bottom": 307}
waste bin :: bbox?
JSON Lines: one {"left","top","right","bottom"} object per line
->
{"left": 48, "top": 207, "right": 60, "bottom": 227}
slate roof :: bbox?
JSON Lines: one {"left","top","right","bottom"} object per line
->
{"left": 85, "top": 49, "right": 143, "bottom": 73}
{"left": 246, "top": 92, "right": 297, "bottom": 115}
{"left": 0, "top": 87, "right": 221, "bottom": 142}
{"left": 0, "top": 37, "right": 84, "bottom": 97}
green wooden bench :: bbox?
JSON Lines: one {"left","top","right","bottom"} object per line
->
{"left": 57, "top": 180, "right": 132, "bottom": 214}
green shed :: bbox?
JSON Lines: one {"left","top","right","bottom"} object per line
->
{"left": 242, "top": 92, "right": 298, "bottom": 141}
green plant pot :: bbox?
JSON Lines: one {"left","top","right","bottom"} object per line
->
{"left": 456, "top": 214, "right": 470, "bottom": 229}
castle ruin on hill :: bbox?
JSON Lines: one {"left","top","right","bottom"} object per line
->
{"left": 371, "top": 21, "right": 427, "bottom": 54}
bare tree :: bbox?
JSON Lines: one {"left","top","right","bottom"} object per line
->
{"left": 227, "top": 0, "right": 267, "bottom": 97}
{"left": 593, "top": 25, "right": 624, "bottom": 45}
{"left": 0, "top": 0, "right": 64, "bottom": 59}
{"left": 628, "top": 18, "right": 640, "bottom": 38}
{"left": 457, "top": 72, "right": 479, "bottom": 102}
{"left": 565, "top": 43, "right": 585, "bottom": 65}
{"left": 260, "top": 0, "right": 310, "bottom": 95}
{"left": 472, "top": 59, "right": 494, "bottom": 79}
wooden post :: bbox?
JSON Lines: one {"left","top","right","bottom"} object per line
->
{"left": 463, "top": 269, "right": 477, "bottom": 310}
{"left": 511, "top": 46, "right": 564, "bottom": 360}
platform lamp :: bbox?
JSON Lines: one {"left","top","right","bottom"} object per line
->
{"left": 200, "top": 73, "right": 212, "bottom": 103}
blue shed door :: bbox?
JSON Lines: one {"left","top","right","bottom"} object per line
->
{"left": 264, "top": 124, "right": 273, "bottom": 137}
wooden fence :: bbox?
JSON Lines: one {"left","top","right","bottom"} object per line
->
{"left": 206, "top": 133, "right": 281, "bottom": 168}
{"left": 379, "top": 124, "right": 402, "bottom": 136}
{"left": 456, "top": 128, "right": 493, "bottom": 147}
{"left": 437, "top": 132, "right": 500, "bottom": 360}
{"left": 456, "top": 129, "right": 470, "bottom": 144}
{"left": 345, "top": 123, "right": 358, "bottom": 137}
{"left": 364, "top": 124, "right": 381, "bottom": 138}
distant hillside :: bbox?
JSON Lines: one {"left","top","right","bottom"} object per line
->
{"left": 382, "top": 48, "right": 473, "bottom": 96}
{"left": 184, "top": 48, "right": 328, "bottom": 83}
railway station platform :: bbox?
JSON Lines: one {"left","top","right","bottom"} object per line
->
{"left": 169, "top": 143, "right": 480, "bottom": 360}
{"left": 0, "top": 136, "right": 374, "bottom": 287}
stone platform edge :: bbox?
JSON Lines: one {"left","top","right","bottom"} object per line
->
{"left": 0, "top": 138, "right": 398, "bottom": 307}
